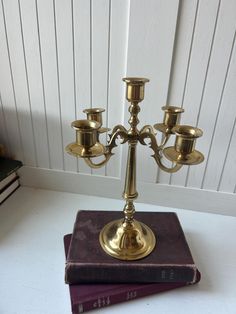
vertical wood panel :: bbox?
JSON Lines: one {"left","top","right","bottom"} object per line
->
{"left": 72, "top": 0, "right": 91, "bottom": 174}
{"left": 0, "top": 0, "right": 23, "bottom": 159}
{"left": 105, "top": 0, "right": 130, "bottom": 178}
{"left": 202, "top": 30, "right": 236, "bottom": 191}
{"left": 0, "top": 93, "right": 9, "bottom": 152}
{"left": 2, "top": 0, "right": 36, "bottom": 165}
{"left": 20, "top": 0, "right": 50, "bottom": 168}
{"left": 0, "top": 0, "right": 235, "bottom": 195}
{"left": 54, "top": 0, "right": 77, "bottom": 172}
{"left": 218, "top": 118, "right": 236, "bottom": 193}
{"left": 187, "top": 0, "right": 236, "bottom": 189}
{"left": 36, "top": 0, "right": 64, "bottom": 170}
{"left": 126, "top": 0, "right": 179, "bottom": 184}
{"left": 91, "top": 0, "right": 110, "bottom": 176}
{"left": 168, "top": 0, "right": 199, "bottom": 186}
{"left": 172, "top": 0, "right": 220, "bottom": 188}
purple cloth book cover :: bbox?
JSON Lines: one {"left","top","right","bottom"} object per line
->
{"left": 66, "top": 211, "right": 198, "bottom": 284}
{"left": 64, "top": 234, "right": 201, "bottom": 314}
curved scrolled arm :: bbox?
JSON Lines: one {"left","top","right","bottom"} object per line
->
{"left": 106, "top": 124, "right": 129, "bottom": 153}
{"left": 84, "top": 125, "right": 129, "bottom": 169}
{"left": 84, "top": 153, "right": 111, "bottom": 169}
{"left": 139, "top": 125, "right": 182, "bottom": 173}
{"left": 151, "top": 153, "right": 182, "bottom": 173}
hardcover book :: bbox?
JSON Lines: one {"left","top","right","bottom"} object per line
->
{"left": 65, "top": 210, "right": 198, "bottom": 284}
{"left": 64, "top": 234, "right": 201, "bottom": 314}
{"left": 0, "top": 177, "right": 20, "bottom": 204}
{"left": 0, "top": 157, "right": 22, "bottom": 182}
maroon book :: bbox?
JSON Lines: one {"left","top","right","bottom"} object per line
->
{"left": 65, "top": 211, "right": 198, "bottom": 284}
{"left": 64, "top": 234, "right": 201, "bottom": 314}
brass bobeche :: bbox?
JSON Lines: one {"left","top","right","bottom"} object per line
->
{"left": 66, "top": 77, "right": 204, "bottom": 261}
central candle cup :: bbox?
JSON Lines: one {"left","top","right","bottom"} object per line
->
{"left": 122, "top": 77, "right": 149, "bottom": 103}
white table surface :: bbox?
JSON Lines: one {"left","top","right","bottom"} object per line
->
{"left": 0, "top": 186, "right": 236, "bottom": 314}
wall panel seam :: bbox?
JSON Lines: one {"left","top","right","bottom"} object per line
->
{"left": 52, "top": 0, "right": 65, "bottom": 171}
{"left": 35, "top": 0, "right": 51, "bottom": 169}
{"left": 217, "top": 117, "right": 236, "bottom": 191}
{"left": 105, "top": 0, "right": 111, "bottom": 177}
{"left": 18, "top": 0, "right": 38, "bottom": 167}
{"left": 185, "top": 0, "right": 221, "bottom": 187}
{"left": 201, "top": 30, "right": 236, "bottom": 189}
{"left": 1, "top": 0, "right": 25, "bottom": 162}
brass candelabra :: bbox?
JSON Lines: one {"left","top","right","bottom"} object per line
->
{"left": 66, "top": 77, "right": 204, "bottom": 261}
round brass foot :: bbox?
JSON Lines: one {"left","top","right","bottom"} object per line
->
{"left": 99, "top": 218, "right": 156, "bottom": 260}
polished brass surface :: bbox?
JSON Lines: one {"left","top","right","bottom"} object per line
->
{"left": 163, "top": 147, "right": 204, "bottom": 165}
{"left": 122, "top": 77, "right": 149, "bottom": 103}
{"left": 83, "top": 108, "right": 110, "bottom": 137}
{"left": 67, "top": 119, "right": 105, "bottom": 158}
{"left": 66, "top": 77, "right": 204, "bottom": 260}
{"left": 154, "top": 106, "right": 184, "bottom": 134}
{"left": 66, "top": 142, "right": 105, "bottom": 158}
{"left": 99, "top": 218, "right": 156, "bottom": 260}
{"left": 163, "top": 125, "right": 204, "bottom": 165}
{"left": 72, "top": 119, "right": 101, "bottom": 147}
{"left": 83, "top": 108, "right": 105, "bottom": 124}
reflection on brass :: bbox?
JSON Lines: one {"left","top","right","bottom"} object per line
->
{"left": 66, "top": 142, "right": 105, "bottom": 158}
{"left": 66, "top": 120, "right": 105, "bottom": 158}
{"left": 66, "top": 77, "right": 204, "bottom": 261}
{"left": 122, "top": 77, "right": 149, "bottom": 102}
{"left": 163, "top": 125, "right": 204, "bottom": 165}
{"left": 99, "top": 218, "right": 156, "bottom": 260}
{"left": 83, "top": 108, "right": 110, "bottom": 135}
{"left": 154, "top": 106, "right": 184, "bottom": 134}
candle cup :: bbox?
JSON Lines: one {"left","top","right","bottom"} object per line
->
{"left": 83, "top": 108, "right": 105, "bottom": 125}
{"left": 163, "top": 125, "right": 204, "bottom": 165}
{"left": 162, "top": 106, "right": 184, "bottom": 128}
{"left": 154, "top": 106, "right": 184, "bottom": 134}
{"left": 72, "top": 119, "right": 100, "bottom": 148}
{"left": 173, "top": 125, "right": 202, "bottom": 154}
{"left": 123, "top": 77, "right": 149, "bottom": 103}
{"left": 66, "top": 119, "right": 105, "bottom": 158}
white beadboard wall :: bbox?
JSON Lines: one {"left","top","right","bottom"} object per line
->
{"left": 0, "top": 0, "right": 236, "bottom": 214}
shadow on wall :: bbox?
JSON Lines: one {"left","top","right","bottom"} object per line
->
{"left": 0, "top": 107, "right": 76, "bottom": 170}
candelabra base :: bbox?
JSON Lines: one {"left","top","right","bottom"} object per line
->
{"left": 99, "top": 218, "right": 156, "bottom": 261}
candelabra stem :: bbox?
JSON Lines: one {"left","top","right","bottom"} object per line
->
{"left": 99, "top": 98, "right": 156, "bottom": 260}
{"left": 123, "top": 141, "right": 138, "bottom": 223}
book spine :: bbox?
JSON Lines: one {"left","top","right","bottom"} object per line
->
{"left": 71, "top": 282, "right": 187, "bottom": 314}
{"left": 0, "top": 178, "right": 20, "bottom": 204}
{"left": 66, "top": 264, "right": 196, "bottom": 284}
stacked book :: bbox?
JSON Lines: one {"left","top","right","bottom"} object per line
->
{"left": 0, "top": 158, "right": 23, "bottom": 204}
{"left": 64, "top": 211, "right": 201, "bottom": 313}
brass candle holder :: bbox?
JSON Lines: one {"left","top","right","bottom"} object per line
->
{"left": 66, "top": 77, "right": 204, "bottom": 261}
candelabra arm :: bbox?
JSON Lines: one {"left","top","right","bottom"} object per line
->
{"left": 84, "top": 154, "right": 111, "bottom": 169}
{"left": 159, "top": 133, "right": 171, "bottom": 148}
{"left": 139, "top": 125, "right": 182, "bottom": 173}
{"left": 106, "top": 125, "right": 129, "bottom": 153}
{"left": 84, "top": 125, "right": 129, "bottom": 169}
{"left": 152, "top": 152, "right": 183, "bottom": 173}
